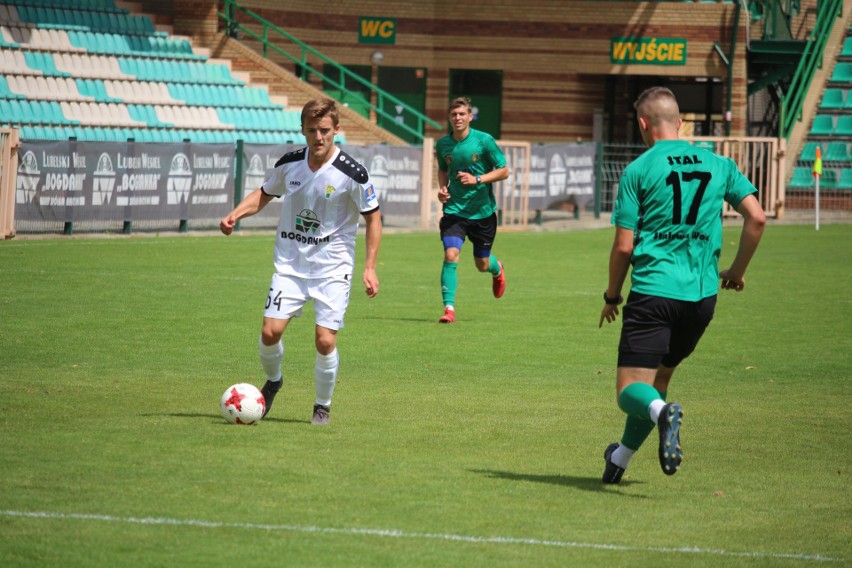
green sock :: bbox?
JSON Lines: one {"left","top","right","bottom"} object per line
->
{"left": 617, "top": 382, "right": 662, "bottom": 421}
{"left": 441, "top": 261, "right": 458, "bottom": 306}
{"left": 488, "top": 254, "right": 501, "bottom": 276}
{"left": 620, "top": 391, "right": 667, "bottom": 451}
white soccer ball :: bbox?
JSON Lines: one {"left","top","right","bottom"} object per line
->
{"left": 220, "top": 383, "right": 266, "bottom": 425}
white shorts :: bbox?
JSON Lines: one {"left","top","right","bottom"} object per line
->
{"left": 264, "top": 272, "right": 352, "bottom": 330}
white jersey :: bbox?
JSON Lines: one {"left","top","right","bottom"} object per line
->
{"left": 261, "top": 147, "right": 379, "bottom": 278}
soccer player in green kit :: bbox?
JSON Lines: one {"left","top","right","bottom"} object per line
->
{"left": 435, "top": 97, "right": 510, "bottom": 324}
{"left": 598, "top": 87, "right": 766, "bottom": 483}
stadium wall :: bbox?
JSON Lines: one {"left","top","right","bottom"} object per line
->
{"left": 137, "top": 1, "right": 749, "bottom": 144}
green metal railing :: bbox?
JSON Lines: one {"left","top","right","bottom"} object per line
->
{"left": 218, "top": 0, "right": 442, "bottom": 144}
{"left": 779, "top": 0, "right": 842, "bottom": 140}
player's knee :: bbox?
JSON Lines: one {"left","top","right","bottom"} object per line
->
{"left": 315, "top": 332, "right": 337, "bottom": 354}
{"left": 261, "top": 322, "right": 283, "bottom": 345}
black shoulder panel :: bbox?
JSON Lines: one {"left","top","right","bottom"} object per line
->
{"left": 274, "top": 147, "right": 307, "bottom": 168}
{"left": 332, "top": 150, "right": 370, "bottom": 184}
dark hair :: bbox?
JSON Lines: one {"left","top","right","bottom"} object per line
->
{"left": 301, "top": 98, "right": 340, "bottom": 128}
{"left": 447, "top": 97, "right": 472, "bottom": 113}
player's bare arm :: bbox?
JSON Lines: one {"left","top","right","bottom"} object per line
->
{"left": 720, "top": 194, "right": 766, "bottom": 291}
{"left": 362, "top": 209, "right": 382, "bottom": 298}
{"left": 455, "top": 165, "right": 510, "bottom": 186}
{"left": 220, "top": 189, "right": 274, "bottom": 236}
{"left": 600, "top": 226, "right": 633, "bottom": 328}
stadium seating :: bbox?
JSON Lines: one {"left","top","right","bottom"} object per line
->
{"left": 788, "top": 166, "right": 815, "bottom": 189}
{"left": 830, "top": 62, "right": 852, "bottom": 83}
{"left": 838, "top": 168, "right": 852, "bottom": 189}
{"left": 835, "top": 115, "right": 852, "bottom": 136}
{"left": 819, "top": 89, "right": 845, "bottom": 110}
{"left": 0, "top": 1, "right": 305, "bottom": 144}
{"left": 809, "top": 115, "right": 834, "bottom": 136}
{"left": 799, "top": 142, "right": 821, "bottom": 162}
{"left": 819, "top": 169, "right": 839, "bottom": 190}
{"left": 824, "top": 141, "right": 850, "bottom": 162}
{"left": 842, "top": 37, "right": 852, "bottom": 58}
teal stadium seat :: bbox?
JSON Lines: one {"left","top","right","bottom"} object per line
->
{"left": 835, "top": 115, "right": 852, "bottom": 136}
{"left": 788, "top": 167, "right": 814, "bottom": 189}
{"left": 839, "top": 169, "right": 852, "bottom": 190}
{"left": 799, "top": 142, "right": 821, "bottom": 162}
{"left": 824, "top": 142, "right": 850, "bottom": 162}
{"left": 819, "top": 169, "right": 839, "bottom": 190}
{"left": 820, "top": 89, "right": 845, "bottom": 109}
{"left": 842, "top": 37, "right": 852, "bottom": 58}
{"left": 831, "top": 63, "right": 852, "bottom": 83}
{"left": 809, "top": 115, "right": 834, "bottom": 136}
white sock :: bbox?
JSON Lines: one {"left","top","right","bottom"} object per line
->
{"left": 445, "top": 305, "right": 454, "bottom": 311}
{"left": 259, "top": 337, "right": 283, "bottom": 382}
{"left": 611, "top": 445, "right": 635, "bottom": 469}
{"left": 649, "top": 399, "right": 666, "bottom": 424}
{"left": 314, "top": 349, "right": 339, "bottom": 406}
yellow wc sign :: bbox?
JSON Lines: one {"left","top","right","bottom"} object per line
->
{"left": 359, "top": 17, "right": 396, "bottom": 44}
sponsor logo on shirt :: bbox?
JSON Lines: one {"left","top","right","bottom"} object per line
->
{"left": 324, "top": 184, "right": 336, "bottom": 199}
{"left": 289, "top": 180, "right": 301, "bottom": 186}
{"left": 296, "top": 209, "right": 320, "bottom": 234}
{"left": 283, "top": 209, "right": 329, "bottom": 245}
{"left": 365, "top": 184, "right": 376, "bottom": 202}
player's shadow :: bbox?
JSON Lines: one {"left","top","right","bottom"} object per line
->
{"left": 141, "top": 412, "right": 310, "bottom": 425}
{"left": 469, "top": 469, "right": 648, "bottom": 497}
{"left": 359, "top": 314, "right": 441, "bottom": 323}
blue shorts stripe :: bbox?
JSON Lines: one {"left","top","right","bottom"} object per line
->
{"left": 442, "top": 236, "right": 465, "bottom": 250}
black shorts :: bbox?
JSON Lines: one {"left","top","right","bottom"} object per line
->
{"left": 617, "top": 291, "right": 717, "bottom": 369}
{"left": 439, "top": 213, "right": 498, "bottom": 256}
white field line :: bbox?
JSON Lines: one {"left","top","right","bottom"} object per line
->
{"left": 0, "top": 510, "right": 842, "bottom": 563}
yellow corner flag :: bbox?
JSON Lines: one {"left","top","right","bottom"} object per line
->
{"left": 813, "top": 146, "right": 823, "bottom": 177}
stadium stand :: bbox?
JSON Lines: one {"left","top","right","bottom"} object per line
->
{"left": 0, "top": 0, "right": 311, "bottom": 144}
{"left": 793, "top": 22, "right": 852, "bottom": 192}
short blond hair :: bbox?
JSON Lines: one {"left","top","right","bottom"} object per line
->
{"left": 301, "top": 98, "right": 339, "bottom": 128}
{"left": 634, "top": 87, "right": 680, "bottom": 127}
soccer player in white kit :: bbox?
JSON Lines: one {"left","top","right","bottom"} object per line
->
{"left": 220, "top": 98, "right": 382, "bottom": 425}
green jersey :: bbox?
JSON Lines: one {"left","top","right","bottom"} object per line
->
{"left": 435, "top": 128, "right": 507, "bottom": 219}
{"left": 612, "top": 139, "right": 757, "bottom": 301}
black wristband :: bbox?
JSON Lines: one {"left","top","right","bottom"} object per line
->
{"left": 603, "top": 291, "right": 623, "bottom": 305}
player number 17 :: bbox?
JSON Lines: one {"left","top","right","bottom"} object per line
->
{"left": 665, "top": 170, "right": 712, "bottom": 225}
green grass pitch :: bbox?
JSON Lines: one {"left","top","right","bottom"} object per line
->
{"left": 0, "top": 224, "right": 849, "bottom": 566}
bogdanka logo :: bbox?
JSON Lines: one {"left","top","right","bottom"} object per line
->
{"left": 281, "top": 209, "right": 329, "bottom": 245}
{"left": 16, "top": 151, "right": 39, "bottom": 204}
{"left": 167, "top": 153, "right": 192, "bottom": 205}
{"left": 92, "top": 152, "right": 116, "bottom": 206}
{"left": 295, "top": 209, "right": 320, "bottom": 234}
